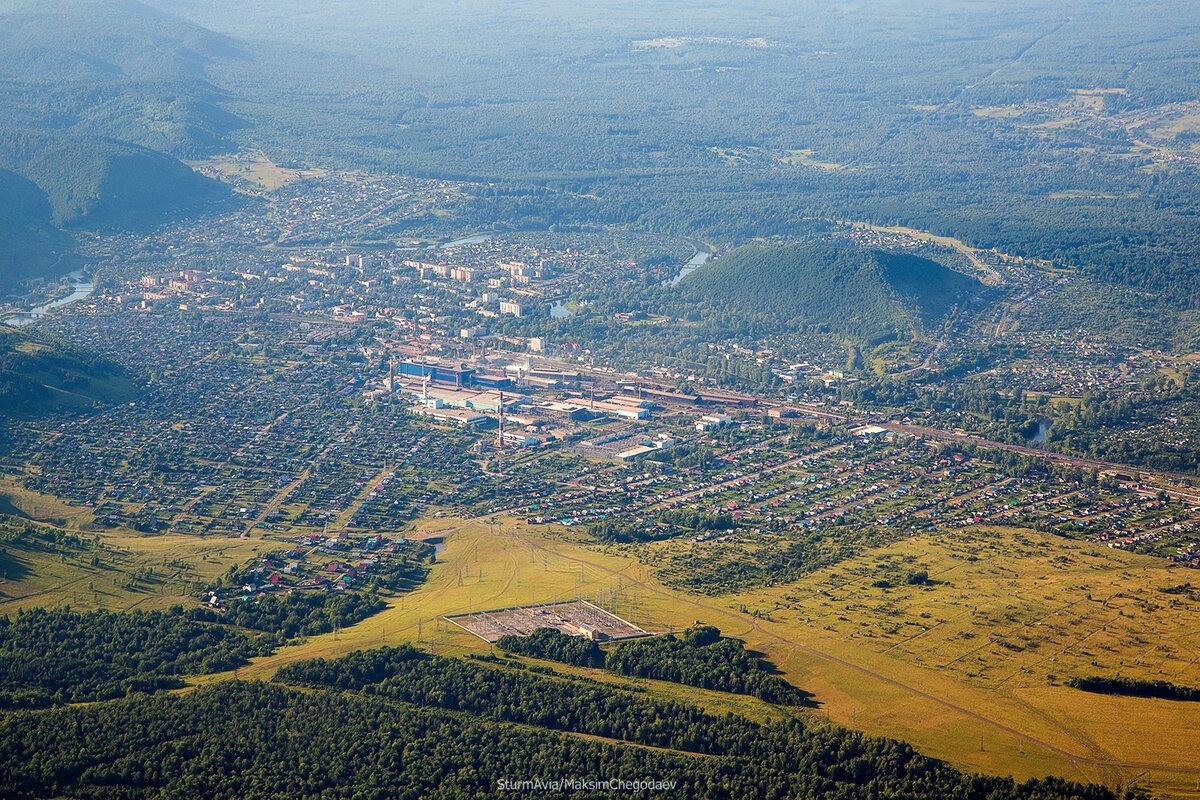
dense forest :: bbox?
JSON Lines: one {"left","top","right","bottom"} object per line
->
{"left": 269, "top": 645, "right": 1117, "bottom": 800}
{"left": 498, "top": 624, "right": 813, "bottom": 705}
{"left": 190, "top": 591, "right": 385, "bottom": 638}
{"left": 604, "top": 625, "right": 814, "bottom": 705}
{"left": 0, "top": 170, "right": 76, "bottom": 293}
{"left": 674, "top": 243, "right": 983, "bottom": 341}
{"left": 0, "top": 585, "right": 401, "bottom": 709}
{"left": 0, "top": 679, "right": 1129, "bottom": 800}
{"left": 498, "top": 626, "right": 607, "bottom": 667}
{"left": 0, "top": 606, "right": 271, "bottom": 708}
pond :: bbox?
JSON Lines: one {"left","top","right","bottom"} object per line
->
{"left": 441, "top": 233, "right": 492, "bottom": 249}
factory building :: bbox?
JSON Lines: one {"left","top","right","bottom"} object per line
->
{"left": 395, "top": 359, "right": 474, "bottom": 386}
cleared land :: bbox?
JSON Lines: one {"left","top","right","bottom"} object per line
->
{"left": 0, "top": 481, "right": 273, "bottom": 614}
{"left": 190, "top": 151, "right": 326, "bottom": 192}
{"left": 445, "top": 599, "right": 647, "bottom": 642}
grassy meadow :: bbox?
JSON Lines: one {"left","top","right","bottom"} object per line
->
{"left": 5, "top": 485, "right": 1200, "bottom": 797}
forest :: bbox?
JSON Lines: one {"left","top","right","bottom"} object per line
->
{"left": 671, "top": 243, "right": 983, "bottom": 341}
{"left": 0, "top": 587, "right": 400, "bottom": 709}
{"left": 0, "top": 679, "right": 1128, "bottom": 800}
{"left": 603, "top": 625, "right": 814, "bottom": 705}
{"left": 498, "top": 625, "right": 812, "bottom": 705}
{"left": 188, "top": 591, "right": 386, "bottom": 639}
{"left": 5, "top": 0, "right": 1200, "bottom": 313}
{"left": 0, "top": 606, "right": 271, "bottom": 708}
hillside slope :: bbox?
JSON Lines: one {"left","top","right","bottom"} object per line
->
{"left": 0, "top": 0, "right": 241, "bottom": 286}
{"left": 0, "top": 171, "right": 78, "bottom": 295}
{"left": 0, "top": 325, "right": 137, "bottom": 418}
{"left": 0, "top": 134, "right": 235, "bottom": 229}
{"left": 678, "top": 242, "right": 982, "bottom": 340}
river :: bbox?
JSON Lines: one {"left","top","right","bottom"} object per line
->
{"left": 3, "top": 272, "right": 96, "bottom": 327}
{"left": 666, "top": 249, "right": 712, "bottom": 286}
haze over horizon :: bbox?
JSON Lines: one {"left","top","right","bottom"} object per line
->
{"left": 1, "top": 2, "right": 1199, "bottom": 799}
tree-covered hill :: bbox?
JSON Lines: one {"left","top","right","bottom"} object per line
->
{"left": 0, "top": 325, "right": 137, "bottom": 417}
{"left": 1, "top": 134, "right": 236, "bottom": 228}
{"left": 677, "top": 242, "right": 983, "bottom": 341}
{"left": 0, "top": 170, "right": 77, "bottom": 295}
{"left": 0, "top": 0, "right": 241, "bottom": 286}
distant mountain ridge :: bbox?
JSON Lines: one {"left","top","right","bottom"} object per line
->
{"left": 0, "top": 0, "right": 242, "bottom": 292}
{"left": 679, "top": 242, "right": 983, "bottom": 341}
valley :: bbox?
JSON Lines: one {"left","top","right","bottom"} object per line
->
{"left": 3, "top": 1, "right": 1200, "bottom": 798}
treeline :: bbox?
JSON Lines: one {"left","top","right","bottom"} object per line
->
{"left": 604, "top": 625, "right": 814, "bottom": 705}
{"left": 276, "top": 645, "right": 749, "bottom": 758}
{"left": 0, "top": 681, "right": 756, "bottom": 800}
{"left": 1067, "top": 675, "right": 1200, "bottom": 702}
{"left": 0, "top": 606, "right": 270, "bottom": 708}
{"left": 190, "top": 591, "right": 385, "bottom": 638}
{"left": 271, "top": 645, "right": 1117, "bottom": 800}
{"left": 497, "top": 625, "right": 811, "bottom": 705}
{"left": 0, "top": 590, "right": 390, "bottom": 708}
{"left": 497, "top": 626, "right": 605, "bottom": 667}
{"left": 589, "top": 508, "right": 735, "bottom": 544}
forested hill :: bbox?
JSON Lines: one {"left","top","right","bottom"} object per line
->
{"left": 678, "top": 243, "right": 982, "bottom": 341}
{"left": 0, "top": 325, "right": 136, "bottom": 418}
{"left": 0, "top": 134, "right": 235, "bottom": 229}
{"left": 0, "top": 170, "right": 77, "bottom": 295}
{"left": 0, "top": 0, "right": 239, "bottom": 289}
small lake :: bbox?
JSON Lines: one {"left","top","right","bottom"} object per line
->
{"left": 3, "top": 272, "right": 95, "bottom": 327}
{"left": 550, "top": 302, "right": 573, "bottom": 319}
{"left": 666, "top": 249, "right": 712, "bottom": 287}
{"left": 441, "top": 233, "right": 492, "bottom": 249}
{"left": 1030, "top": 419, "right": 1051, "bottom": 444}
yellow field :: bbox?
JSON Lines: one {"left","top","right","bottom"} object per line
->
{"left": 708, "top": 146, "right": 850, "bottom": 172}
{"left": 0, "top": 527, "right": 273, "bottom": 615}
{"left": 972, "top": 106, "right": 1023, "bottom": 119}
{"left": 190, "top": 151, "right": 325, "bottom": 191}
{"left": 0, "top": 479, "right": 275, "bottom": 614}
{"left": 8, "top": 489, "right": 1200, "bottom": 797}
{"left": 0, "top": 477, "right": 86, "bottom": 525}
{"left": 181, "top": 517, "right": 1200, "bottom": 797}
{"left": 729, "top": 528, "right": 1200, "bottom": 790}
{"left": 1149, "top": 112, "right": 1200, "bottom": 141}
{"left": 1047, "top": 190, "right": 1138, "bottom": 201}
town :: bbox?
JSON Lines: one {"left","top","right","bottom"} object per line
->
{"left": 5, "top": 187, "right": 1199, "bottom": 608}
